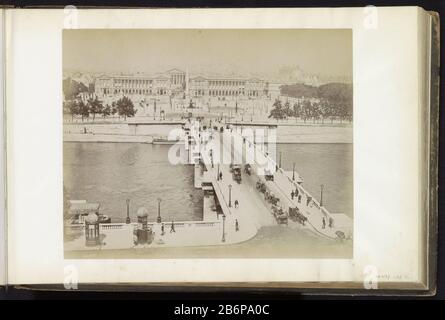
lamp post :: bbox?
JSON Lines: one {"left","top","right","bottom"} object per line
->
{"left": 279, "top": 151, "right": 282, "bottom": 168}
{"left": 222, "top": 214, "right": 226, "bottom": 242}
{"left": 228, "top": 184, "right": 232, "bottom": 207}
{"left": 292, "top": 162, "right": 296, "bottom": 181}
{"left": 217, "top": 164, "right": 220, "bottom": 181}
{"left": 157, "top": 198, "right": 162, "bottom": 223}
{"left": 126, "top": 199, "right": 131, "bottom": 224}
{"left": 188, "top": 139, "right": 191, "bottom": 164}
{"left": 320, "top": 184, "right": 324, "bottom": 207}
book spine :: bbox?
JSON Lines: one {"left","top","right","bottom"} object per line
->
{"left": 0, "top": 8, "right": 6, "bottom": 288}
{"left": 426, "top": 11, "right": 440, "bottom": 295}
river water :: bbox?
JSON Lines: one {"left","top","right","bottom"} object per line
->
{"left": 64, "top": 142, "right": 353, "bottom": 258}
{"left": 64, "top": 143, "right": 203, "bottom": 223}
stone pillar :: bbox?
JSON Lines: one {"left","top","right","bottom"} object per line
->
{"left": 136, "top": 207, "right": 149, "bottom": 244}
{"left": 85, "top": 212, "right": 100, "bottom": 247}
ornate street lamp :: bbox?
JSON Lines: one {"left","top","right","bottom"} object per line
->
{"left": 292, "top": 162, "right": 296, "bottom": 181}
{"left": 320, "top": 184, "right": 325, "bottom": 207}
{"left": 222, "top": 214, "right": 226, "bottom": 242}
{"left": 228, "top": 184, "right": 232, "bottom": 207}
{"left": 85, "top": 212, "right": 100, "bottom": 247}
{"left": 157, "top": 198, "right": 162, "bottom": 223}
{"left": 126, "top": 199, "right": 131, "bottom": 224}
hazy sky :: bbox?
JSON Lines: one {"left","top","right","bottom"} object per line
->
{"left": 63, "top": 29, "right": 352, "bottom": 80}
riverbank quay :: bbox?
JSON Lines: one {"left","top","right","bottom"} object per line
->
{"left": 63, "top": 119, "right": 352, "bottom": 144}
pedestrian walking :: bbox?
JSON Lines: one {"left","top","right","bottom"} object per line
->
{"left": 170, "top": 221, "right": 176, "bottom": 233}
{"left": 298, "top": 194, "right": 302, "bottom": 203}
{"left": 235, "top": 219, "right": 239, "bottom": 232}
{"left": 322, "top": 217, "right": 326, "bottom": 229}
{"left": 234, "top": 199, "right": 239, "bottom": 208}
{"left": 219, "top": 172, "right": 223, "bottom": 180}
{"left": 161, "top": 223, "right": 165, "bottom": 235}
{"left": 291, "top": 190, "right": 295, "bottom": 200}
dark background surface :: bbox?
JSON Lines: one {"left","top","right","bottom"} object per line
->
{"left": 0, "top": 0, "right": 444, "bottom": 301}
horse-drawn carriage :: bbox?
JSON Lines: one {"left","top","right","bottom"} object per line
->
{"left": 288, "top": 207, "right": 308, "bottom": 226}
{"left": 335, "top": 231, "right": 346, "bottom": 240}
{"left": 256, "top": 180, "right": 266, "bottom": 193}
{"left": 244, "top": 164, "right": 252, "bottom": 176}
{"left": 232, "top": 165, "right": 242, "bottom": 184}
{"left": 265, "top": 191, "right": 280, "bottom": 206}
{"left": 264, "top": 169, "right": 274, "bottom": 181}
{"left": 271, "top": 205, "right": 288, "bottom": 225}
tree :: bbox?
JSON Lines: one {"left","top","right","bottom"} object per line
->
{"left": 283, "top": 100, "right": 293, "bottom": 117}
{"left": 65, "top": 100, "right": 79, "bottom": 120}
{"left": 279, "top": 82, "right": 353, "bottom": 122}
{"left": 268, "top": 99, "right": 287, "bottom": 120}
{"left": 293, "top": 102, "right": 301, "bottom": 118}
{"left": 63, "top": 77, "right": 89, "bottom": 100}
{"left": 88, "top": 97, "right": 103, "bottom": 121}
{"left": 116, "top": 96, "right": 137, "bottom": 120}
{"left": 78, "top": 100, "right": 89, "bottom": 122}
{"left": 280, "top": 83, "right": 318, "bottom": 99}
{"left": 111, "top": 101, "right": 118, "bottom": 118}
{"left": 102, "top": 104, "right": 111, "bottom": 118}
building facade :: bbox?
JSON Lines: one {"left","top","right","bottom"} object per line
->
{"left": 94, "top": 69, "right": 270, "bottom": 101}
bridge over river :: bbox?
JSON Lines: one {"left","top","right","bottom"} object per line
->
{"left": 64, "top": 120, "right": 351, "bottom": 251}
{"left": 195, "top": 121, "right": 352, "bottom": 243}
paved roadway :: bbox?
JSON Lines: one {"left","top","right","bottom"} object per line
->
{"left": 223, "top": 125, "right": 340, "bottom": 240}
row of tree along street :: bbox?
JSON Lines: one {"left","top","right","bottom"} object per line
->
{"left": 63, "top": 96, "right": 137, "bottom": 121}
{"left": 269, "top": 82, "right": 353, "bottom": 122}
{"left": 63, "top": 77, "right": 352, "bottom": 122}
{"left": 63, "top": 77, "right": 137, "bottom": 121}
{"left": 268, "top": 98, "right": 352, "bottom": 122}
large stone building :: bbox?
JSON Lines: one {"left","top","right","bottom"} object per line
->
{"left": 94, "top": 69, "right": 270, "bottom": 101}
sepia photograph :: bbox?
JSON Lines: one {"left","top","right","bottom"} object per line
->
{"left": 62, "top": 29, "right": 353, "bottom": 259}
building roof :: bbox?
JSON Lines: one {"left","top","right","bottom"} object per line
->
{"left": 95, "top": 70, "right": 269, "bottom": 84}
{"left": 166, "top": 68, "right": 185, "bottom": 74}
